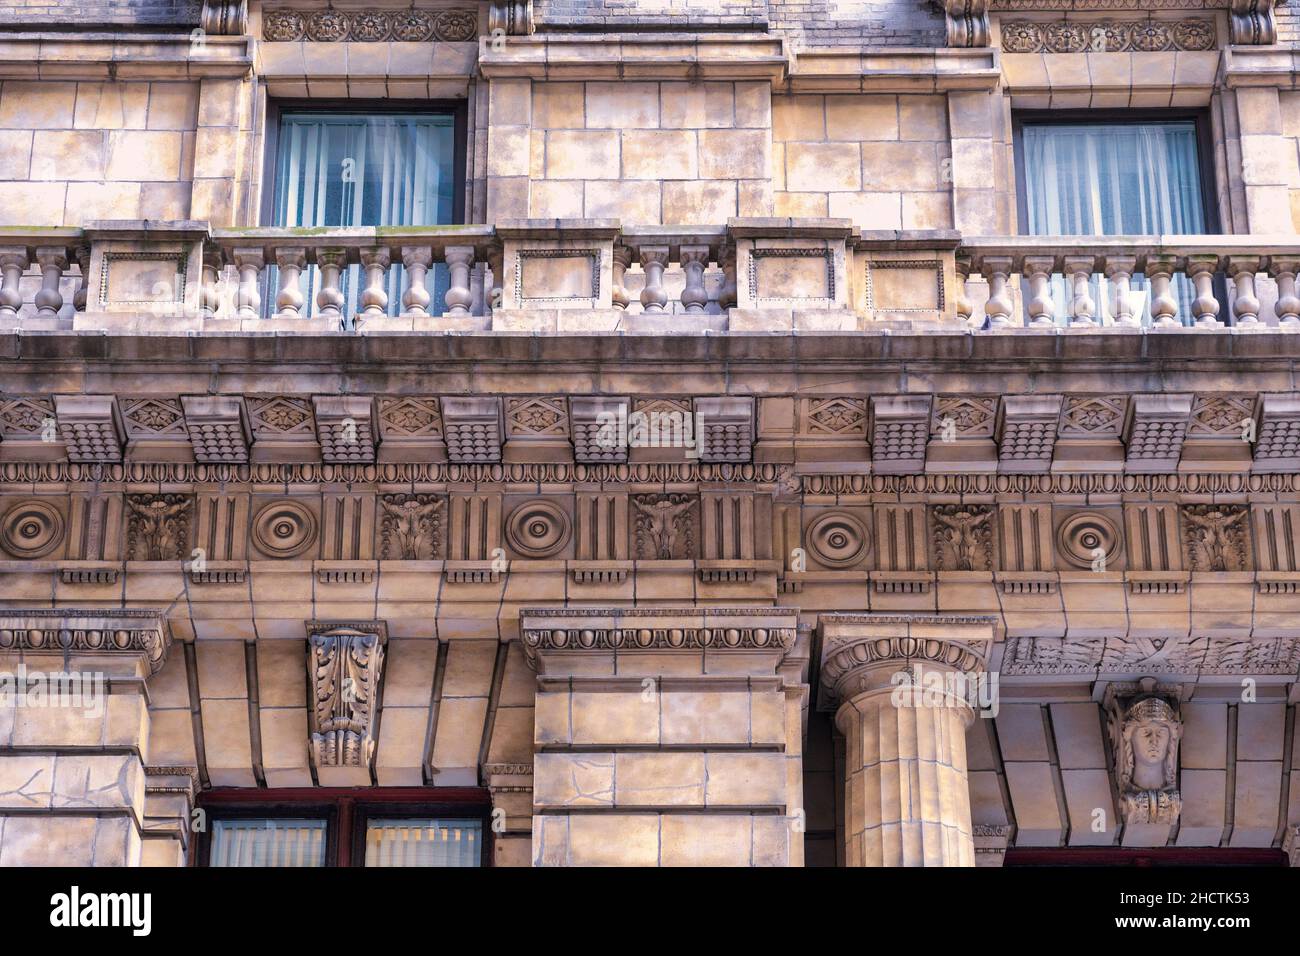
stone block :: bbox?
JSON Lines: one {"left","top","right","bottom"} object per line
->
{"left": 785, "top": 141, "right": 861, "bottom": 192}
{"left": 621, "top": 129, "right": 698, "bottom": 180}
{"left": 661, "top": 814, "right": 753, "bottom": 866}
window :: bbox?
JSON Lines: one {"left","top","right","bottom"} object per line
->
{"left": 1015, "top": 113, "right": 1216, "bottom": 326}
{"left": 265, "top": 105, "right": 465, "bottom": 322}
{"left": 196, "top": 789, "right": 488, "bottom": 867}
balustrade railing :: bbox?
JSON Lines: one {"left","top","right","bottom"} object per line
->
{"left": 4, "top": 223, "right": 1300, "bottom": 333}
{"left": 958, "top": 237, "right": 1300, "bottom": 330}
{"left": 614, "top": 227, "right": 733, "bottom": 316}
{"left": 207, "top": 226, "right": 498, "bottom": 327}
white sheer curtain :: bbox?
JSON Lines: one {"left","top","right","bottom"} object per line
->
{"left": 363, "top": 819, "right": 482, "bottom": 867}
{"left": 1021, "top": 121, "right": 1207, "bottom": 326}
{"left": 209, "top": 819, "right": 327, "bottom": 867}
{"left": 269, "top": 113, "right": 457, "bottom": 323}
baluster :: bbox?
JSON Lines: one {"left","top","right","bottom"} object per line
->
{"left": 274, "top": 246, "right": 307, "bottom": 318}
{"left": 955, "top": 256, "right": 975, "bottom": 328}
{"left": 444, "top": 246, "right": 474, "bottom": 317}
{"left": 611, "top": 245, "right": 631, "bottom": 310}
{"left": 0, "top": 248, "right": 26, "bottom": 319}
{"left": 1145, "top": 255, "right": 1180, "bottom": 328}
{"left": 1022, "top": 256, "right": 1057, "bottom": 328}
{"left": 1105, "top": 256, "right": 1139, "bottom": 327}
{"left": 1272, "top": 258, "right": 1300, "bottom": 328}
{"left": 315, "top": 248, "right": 347, "bottom": 320}
{"left": 1063, "top": 255, "right": 1097, "bottom": 327}
{"left": 981, "top": 256, "right": 1014, "bottom": 328}
{"left": 680, "top": 245, "right": 709, "bottom": 314}
{"left": 232, "top": 247, "right": 264, "bottom": 319}
{"left": 34, "top": 247, "right": 67, "bottom": 318}
{"left": 639, "top": 246, "right": 669, "bottom": 313}
{"left": 399, "top": 247, "right": 433, "bottom": 316}
{"left": 358, "top": 247, "right": 391, "bottom": 318}
{"left": 718, "top": 245, "right": 738, "bottom": 310}
{"left": 73, "top": 245, "right": 91, "bottom": 313}
{"left": 1186, "top": 257, "right": 1221, "bottom": 328}
{"left": 1226, "top": 256, "right": 1261, "bottom": 327}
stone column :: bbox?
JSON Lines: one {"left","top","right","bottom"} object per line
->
{"left": 0, "top": 609, "right": 171, "bottom": 866}
{"left": 522, "top": 607, "right": 805, "bottom": 867}
{"left": 819, "top": 614, "right": 994, "bottom": 867}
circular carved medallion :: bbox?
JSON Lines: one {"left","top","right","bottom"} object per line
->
{"left": 806, "top": 512, "right": 870, "bottom": 569}
{"left": 506, "top": 500, "right": 571, "bottom": 558}
{"left": 0, "top": 500, "right": 64, "bottom": 559}
{"left": 252, "top": 501, "right": 318, "bottom": 559}
{"left": 1056, "top": 512, "right": 1123, "bottom": 569}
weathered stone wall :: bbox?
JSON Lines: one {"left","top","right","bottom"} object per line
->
{"left": 773, "top": 93, "right": 951, "bottom": 229}
{"left": 519, "top": 79, "right": 773, "bottom": 222}
{"left": 0, "top": 80, "right": 197, "bottom": 226}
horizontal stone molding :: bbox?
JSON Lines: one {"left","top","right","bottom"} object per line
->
{"left": 520, "top": 606, "right": 799, "bottom": 661}
{"left": 0, "top": 607, "right": 169, "bottom": 674}
{"left": 0, "top": 32, "right": 253, "bottom": 81}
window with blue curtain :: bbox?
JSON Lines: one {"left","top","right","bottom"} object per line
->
{"left": 1019, "top": 119, "right": 1209, "bottom": 326}
{"left": 269, "top": 111, "right": 458, "bottom": 323}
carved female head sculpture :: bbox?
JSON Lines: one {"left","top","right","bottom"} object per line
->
{"left": 1115, "top": 696, "right": 1183, "bottom": 823}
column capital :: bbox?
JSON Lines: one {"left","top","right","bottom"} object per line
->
{"left": 817, "top": 613, "right": 994, "bottom": 710}
{"left": 0, "top": 607, "right": 170, "bottom": 675}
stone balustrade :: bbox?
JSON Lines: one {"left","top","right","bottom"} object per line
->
{"left": 7, "top": 222, "right": 1300, "bottom": 334}
{"left": 0, "top": 228, "right": 88, "bottom": 330}
{"left": 208, "top": 225, "right": 499, "bottom": 331}
{"left": 959, "top": 236, "right": 1300, "bottom": 330}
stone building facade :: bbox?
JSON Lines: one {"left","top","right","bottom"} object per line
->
{"left": 1, "top": 0, "right": 1299, "bottom": 868}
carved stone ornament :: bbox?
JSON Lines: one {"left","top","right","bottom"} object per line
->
{"left": 488, "top": 0, "right": 535, "bottom": 36}
{"left": 941, "top": 0, "right": 991, "bottom": 47}
{"left": 932, "top": 504, "right": 993, "bottom": 570}
{"left": 632, "top": 493, "right": 697, "bottom": 559}
{"left": 1107, "top": 690, "right": 1183, "bottom": 826}
{"left": 378, "top": 493, "right": 445, "bottom": 560}
{"left": 1182, "top": 504, "right": 1250, "bottom": 571}
{"left": 1001, "top": 18, "right": 1216, "bottom": 52}
{"left": 307, "top": 623, "right": 387, "bottom": 770}
{"left": 0, "top": 608, "right": 169, "bottom": 674}
{"left": 126, "top": 494, "right": 192, "bottom": 560}
{"left": 262, "top": 6, "right": 479, "bottom": 42}
{"left": 201, "top": 0, "right": 248, "bottom": 36}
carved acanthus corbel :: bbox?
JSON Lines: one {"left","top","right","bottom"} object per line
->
{"left": 1106, "top": 682, "right": 1184, "bottom": 826}
{"left": 307, "top": 622, "right": 387, "bottom": 772}
{"left": 200, "top": 0, "right": 248, "bottom": 36}
{"left": 940, "top": 0, "right": 990, "bottom": 48}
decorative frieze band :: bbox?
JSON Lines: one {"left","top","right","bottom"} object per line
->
{"left": 519, "top": 607, "right": 799, "bottom": 664}
{"left": 1002, "top": 634, "right": 1300, "bottom": 676}
{"left": 261, "top": 7, "right": 479, "bottom": 42}
{"left": 1000, "top": 18, "right": 1217, "bottom": 52}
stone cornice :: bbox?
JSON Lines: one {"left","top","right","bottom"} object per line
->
{"left": 478, "top": 32, "right": 787, "bottom": 83}
{"left": 6, "top": 330, "right": 1300, "bottom": 370}
{"left": 786, "top": 47, "right": 1001, "bottom": 93}
{"left": 0, "top": 33, "right": 253, "bottom": 82}
{"left": 0, "top": 607, "right": 170, "bottom": 674}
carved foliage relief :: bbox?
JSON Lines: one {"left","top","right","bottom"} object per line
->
{"left": 632, "top": 493, "right": 698, "bottom": 560}
{"left": 126, "top": 494, "right": 192, "bottom": 560}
